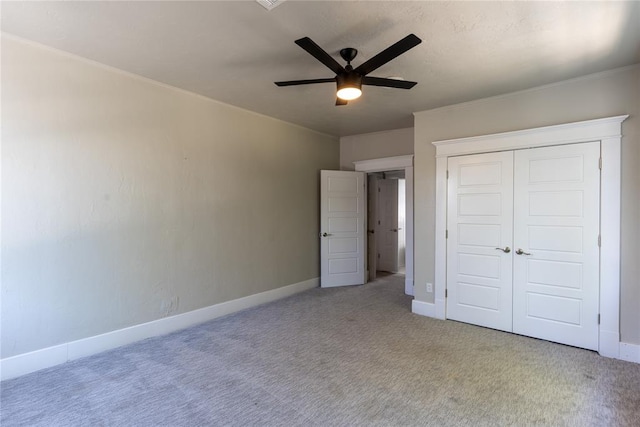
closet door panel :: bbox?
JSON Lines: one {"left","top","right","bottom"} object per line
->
{"left": 512, "top": 142, "right": 600, "bottom": 350}
{"left": 446, "top": 152, "right": 514, "bottom": 332}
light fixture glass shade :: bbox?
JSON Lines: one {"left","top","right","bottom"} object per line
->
{"left": 336, "top": 73, "right": 363, "bottom": 101}
{"left": 336, "top": 86, "right": 362, "bottom": 100}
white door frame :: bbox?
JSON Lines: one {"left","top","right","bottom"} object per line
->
{"left": 366, "top": 174, "right": 379, "bottom": 282}
{"left": 354, "top": 155, "right": 414, "bottom": 295}
{"left": 427, "top": 115, "right": 627, "bottom": 358}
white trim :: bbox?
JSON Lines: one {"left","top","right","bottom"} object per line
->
{"left": 599, "top": 135, "right": 622, "bottom": 358}
{"left": 619, "top": 343, "right": 640, "bottom": 364}
{"left": 435, "top": 298, "right": 446, "bottom": 320}
{"left": 433, "top": 156, "right": 448, "bottom": 315}
{"left": 432, "top": 115, "right": 627, "bottom": 157}
{"left": 412, "top": 300, "right": 436, "bottom": 318}
{"left": 1, "top": 278, "right": 318, "bottom": 381}
{"left": 405, "top": 166, "right": 414, "bottom": 296}
{"left": 600, "top": 330, "right": 622, "bottom": 359}
{"left": 404, "top": 278, "right": 414, "bottom": 296}
{"left": 353, "top": 155, "right": 413, "bottom": 172}
{"left": 426, "top": 115, "right": 628, "bottom": 360}
{"left": 354, "top": 156, "right": 414, "bottom": 296}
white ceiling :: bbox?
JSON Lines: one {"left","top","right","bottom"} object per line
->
{"left": 3, "top": 1, "right": 639, "bottom": 137}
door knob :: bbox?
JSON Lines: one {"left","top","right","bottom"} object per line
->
{"left": 367, "top": 230, "right": 375, "bottom": 234}
{"left": 495, "top": 246, "right": 511, "bottom": 253}
{"left": 320, "top": 232, "right": 332, "bottom": 237}
{"left": 391, "top": 228, "right": 398, "bottom": 232}
{"left": 515, "top": 248, "right": 532, "bottom": 255}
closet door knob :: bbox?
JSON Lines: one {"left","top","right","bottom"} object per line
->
{"left": 495, "top": 247, "right": 511, "bottom": 253}
{"left": 516, "top": 248, "right": 532, "bottom": 255}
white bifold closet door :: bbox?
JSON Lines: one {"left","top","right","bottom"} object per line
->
{"left": 447, "top": 142, "right": 601, "bottom": 350}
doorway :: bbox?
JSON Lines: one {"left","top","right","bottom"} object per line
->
{"left": 367, "top": 171, "right": 406, "bottom": 279}
{"left": 354, "top": 155, "right": 414, "bottom": 296}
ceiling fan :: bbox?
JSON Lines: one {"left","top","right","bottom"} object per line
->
{"left": 275, "top": 34, "right": 422, "bottom": 105}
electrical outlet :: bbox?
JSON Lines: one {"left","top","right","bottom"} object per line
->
{"left": 426, "top": 282, "right": 433, "bottom": 293}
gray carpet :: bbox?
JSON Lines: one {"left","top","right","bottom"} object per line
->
{"left": 1, "top": 273, "right": 639, "bottom": 426}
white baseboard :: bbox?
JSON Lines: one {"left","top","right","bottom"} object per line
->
{"left": 435, "top": 298, "right": 446, "bottom": 320}
{"left": 411, "top": 299, "right": 436, "bottom": 317}
{"left": 1, "top": 278, "right": 318, "bottom": 381}
{"left": 619, "top": 342, "right": 640, "bottom": 363}
{"left": 411, "top": 298, "right": 446, "bottom": 320}
{"left": 405, "top": 278, "right": 414, "bottom": 296}
{"left": 599, "top": 329, "right": 620, "bottom": 359}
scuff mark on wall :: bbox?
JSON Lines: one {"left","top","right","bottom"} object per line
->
{"left": 161, "top": 296, "right": 179, "bottom": 317}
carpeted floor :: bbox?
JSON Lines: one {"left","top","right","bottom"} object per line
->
{"left": 2, "top": 273, "right": 639, "bottom": 426}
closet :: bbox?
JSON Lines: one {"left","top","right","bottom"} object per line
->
{"left": 427, "top": 116, "right": 627, "bottom": 356}
{"left": 447, "top": 142, "right": 600, "bottom": 350}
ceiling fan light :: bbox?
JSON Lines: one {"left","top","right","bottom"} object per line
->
{"left": 336, "top": 73, "right": 362, "bottom": 101}
{"left": 337, "top": 86, "right": 362, "bottom": 100}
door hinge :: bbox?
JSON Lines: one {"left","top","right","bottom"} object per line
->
{"left": 598, "top": 313, "right": 601, "bottom": 325}
{"left": 445, "top": 289, "right": 448, "bottom": 298}
{"left": 378, "top": 187, "right": 381, "bottom": 193}
{"left": 599, "top": 157, "right": 602, "bottom": 170}
{"left": 445, "top": 230, "right": 448, "bottom": 239}
{"left": 378, "top": 220, "right": 381, "bottom": 225}
{"left": 378, "top": 253, "right": 380, "bottom": 259}
{"left": 446, "top": 170, "right": 449, "bottom": 179}
{"left": 598, "top": 235, "right": 601, "bottom": 247}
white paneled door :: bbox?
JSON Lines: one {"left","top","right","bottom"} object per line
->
{"left": 320, "top": 170, "right": 366, "bottom": 287}
{"left": 447, "top": 152, "right": 514, "bottom": 332}
{"left": 513, "top": 142, "right": 601, "bottom": 350}
{"left": 377, "top": 179, "right": 399, "bottom": 273}
{"left": 446, "top": 142, "right": 601, "bottom": 350}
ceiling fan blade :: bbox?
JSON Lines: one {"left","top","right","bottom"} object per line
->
{"left": 362, "top": 76, "right": 417, "bottom": 89}
{"left": 354, "top": 34, "right": 422, "bottom": 76}
{"left": 275, "top": 78, "right": 335, "bottom": 87}
{"left": 295, "top": 37, "right": 346, "bottom": 75}
{"left": 335, "top": 98, "right": 348, "bottom": 106}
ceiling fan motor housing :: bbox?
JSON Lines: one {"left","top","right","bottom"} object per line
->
{"left": 337, "top": 71, "right": 362, "bottom": 90}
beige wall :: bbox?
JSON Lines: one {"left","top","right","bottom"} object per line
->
{"left": 1, "top": 37, "right": 339, "bottom": 358}
{"left": 414, "top": 65, "right": 640, "bottom": 344}
{"left": 340, "top": 127, "right": 413, "bottom": 170}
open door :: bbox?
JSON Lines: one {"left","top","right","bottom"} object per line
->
{"left": 320, "top": 170, "right": 366, "bottom": 287}
{"left": 377, "top": 179, "right": 399, "bottom": 273}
